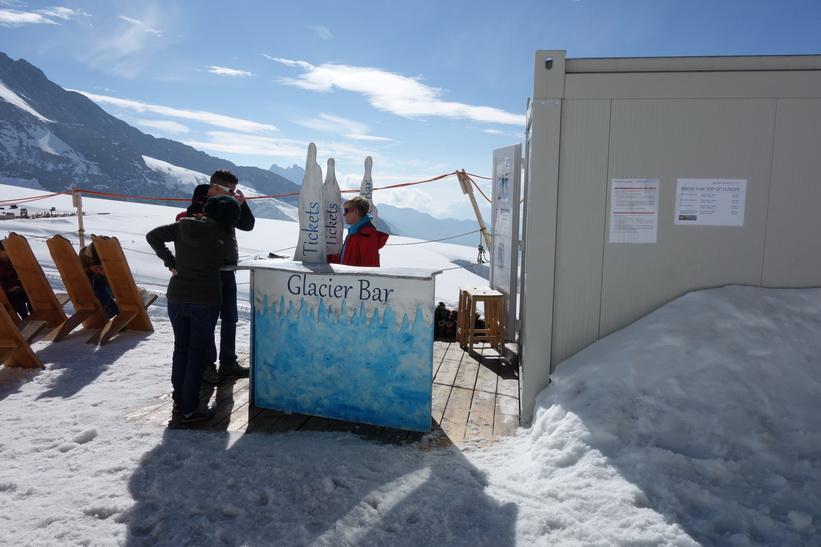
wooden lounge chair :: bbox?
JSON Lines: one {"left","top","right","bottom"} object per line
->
{"left": 0, "top": 305, "right": 45, "bottom": 369}
{"left": 1, "top": 233, "right": 67, "bottom": 328}
{"left": 44, "top": 235, "right": 108, "bottom": 342}
{"left": 86, "top": 234, "right": 156, "bottom": 345}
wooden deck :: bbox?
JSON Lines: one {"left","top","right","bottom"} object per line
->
{"left": 125, "top": 338, "right": 520, "bottom": 447}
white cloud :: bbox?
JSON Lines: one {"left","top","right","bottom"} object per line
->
{"left": 136, "top": 119, "right": 189, "bottom": 134}
{"left": 372, "top": 185, "right": 435, "bottom": 208}
{"left": 314, "top": 140, "right": 387, "bottom": 170}
{"left": 309, "top": 25, "right": 333, "bottom": 40}
{"left": 295, "top": 112, "right": 366, "bottom": 135}
{"left": 80, "top": 8, "right": 168, "bottom": 77}
{"left": 36, "top": 7, "right": 81, "bottom": 21}
{"left": 346, "top": 134, "right": 394, "bottom": 142}
{"left": 0, "top": 10, "right": 48, "bottom": 26}
{"left": 293, "top": 112, "right": 393, "bottom": 143}
{"left": 207, "top": 66, "right": 253, "bottom": 77}
{"left": 118, "top": 13, "right": 162, "bottom": 36}
{"left": 182, "top": 132, "right": 383, "bottom": 174}
{"left": 482, "top": 127, "right": 524, "bottom": 139}
{"left": 0, "top": 6, "right": 86, "bottom": 26}
{"left": 267, "top": 57, "right": 524, "bottom": 126}
{"left": 74, "top": 91, "right": 278, "bottom": 134}
{"left": 185, "top": 131, "right": 307, "bottom": 157}
{"left": 266, "top": 56, "right": 310, "bottom": 70}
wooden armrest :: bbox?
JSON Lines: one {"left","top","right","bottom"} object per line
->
{"left": 140, "top": 290, "right": 158, "bottom": 309}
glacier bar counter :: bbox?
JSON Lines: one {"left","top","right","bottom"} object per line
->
{"left": 237, "top": 258, "right": 441, "bottom": 432}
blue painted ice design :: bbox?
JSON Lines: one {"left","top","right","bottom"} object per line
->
{"left": 254, "top": 295, "right": 433, "bottom": 431}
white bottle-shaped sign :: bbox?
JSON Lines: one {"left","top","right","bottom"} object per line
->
{"left": 293, "top": 143, "right": 326, "bottom": 263}
{"left": 359, "top": 156, "right": 378, "bottom": 227}
{"left": 323, "top": 158, "right": 343, "bottom": 259}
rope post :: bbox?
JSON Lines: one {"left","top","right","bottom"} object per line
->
{"left": 72, "top": 186, "right": 85, "bottom": 249}
{"left": 456, "top": 170, "right": 492, "bottom": 250}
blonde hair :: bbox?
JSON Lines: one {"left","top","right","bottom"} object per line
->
{"left": 343, "top": 195, "right": 370, "bottom": 217}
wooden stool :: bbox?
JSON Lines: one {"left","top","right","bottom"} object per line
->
{"left": 455, "top": 286, "right": 479, "bottom": 345}
{"left": 458, "top": 286, "right": 505, "bottom": 353}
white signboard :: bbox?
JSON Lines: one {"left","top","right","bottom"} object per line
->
{"left": 675, "top": 179, "right": 747, "bottom": 226}
{"left": 491, "top": 144, "right": 521, "bottom": 340}
{"left": 609, "top": 178, "right": 659, "bottom": 243}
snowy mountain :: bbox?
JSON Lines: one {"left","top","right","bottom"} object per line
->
{"left": 0, "top": 51, "right": 478, "bottom": 243}
{"left": 0, "top": 51, "right": 299, "bottom": 217}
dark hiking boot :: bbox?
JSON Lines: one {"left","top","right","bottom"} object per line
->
{"left": 180, "top": 407, "right": 215, "bottom": 423}
{"left": 218, "top": 360, "right": 249, "bottom": 379}
{"left": 202, "top": 364, "right": 230, "bottom": 386}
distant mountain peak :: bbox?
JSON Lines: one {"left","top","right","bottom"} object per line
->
{"left": 269, "top": 163, "right": 305, "bottom": 185}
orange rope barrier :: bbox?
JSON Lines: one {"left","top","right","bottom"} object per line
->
{"left": 1, "top": 171, "right": 485, "bottom": 204}
{"left": 464, "top": 173, "right": 492, "bottom": 203}
{"left": 0, "top": 191, "right": 71, "bottom": 205}
{"left": 373, "top": 171, "right": 458, "bottom": 191}
{"left": 465, "top": 172, "right": 491, "bottom": 181}
{"left": 337, "top": 171, "right": 459, "bottom": 194}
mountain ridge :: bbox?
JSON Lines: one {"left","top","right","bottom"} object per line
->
{"left": 0, "top": 51, "right": 300, "bottom": 209}
{"left": 0, "top": 51, "right": 478, "bottom": 246}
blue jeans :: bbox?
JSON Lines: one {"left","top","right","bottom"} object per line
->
{"left": 89, "top": 275, "right": 119, "bottom": 319}
{"left": 214, "top": 270, "right": 238, "bottom": 367}
{"left": 167, "top": 300, "right": 221, "bottom": 414}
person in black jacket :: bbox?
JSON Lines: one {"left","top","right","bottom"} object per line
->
{"left": 0, "top": 241, "right": 32, "bottom": 320}
{"left": 147, "top": 194, "right": 240, "bottom": 423}
{"left": 179, "top": 169, "right": 255, "bottom": 385}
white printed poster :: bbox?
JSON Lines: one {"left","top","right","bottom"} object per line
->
{"left": 490, "top": 144, "right": 521, "bottom": 341}
{"left": 674, "top": 179, "right": 746, "bottom": 226}
{"left": 609, "top": 178, "right": 659, "bottom": 243}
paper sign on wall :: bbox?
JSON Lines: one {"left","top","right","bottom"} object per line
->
{"left": 674, "top": 179, "right": 746, "bottom": 226}
{"left": 609, "top": 178, "right": 659, "bottom": 243}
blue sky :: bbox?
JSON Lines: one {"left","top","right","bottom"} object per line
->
{"left": 2, "top": 0, "right": 821, "bottom": 220}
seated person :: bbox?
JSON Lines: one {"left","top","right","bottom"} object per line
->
{"left": 79, "top": 242, "right": 119, "bottom": 319}
{"left": 0, "top": 241, "right": 32, "bottom": 320}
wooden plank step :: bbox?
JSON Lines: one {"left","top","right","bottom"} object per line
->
{"left": 124, "top": 339, "right": 521, "bottom": 444}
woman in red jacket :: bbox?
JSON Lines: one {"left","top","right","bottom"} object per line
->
{"left": 333, "top": 196, "right": 388, "bottom": 267}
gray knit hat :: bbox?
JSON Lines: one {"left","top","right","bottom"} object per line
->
{"left": 204, "top": 195, "right": 240, "bottom": 231}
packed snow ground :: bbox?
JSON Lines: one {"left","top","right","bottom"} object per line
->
{"left": 0, "top": 184, "right": 819, "bottom": 545}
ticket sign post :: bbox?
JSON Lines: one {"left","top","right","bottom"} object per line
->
{"left": 240, "top": 258, "right": 441, "bottom": 432}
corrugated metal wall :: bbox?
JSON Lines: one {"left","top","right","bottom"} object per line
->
{"left": 520, "top": 51, "right": 821, "bottom": 423}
